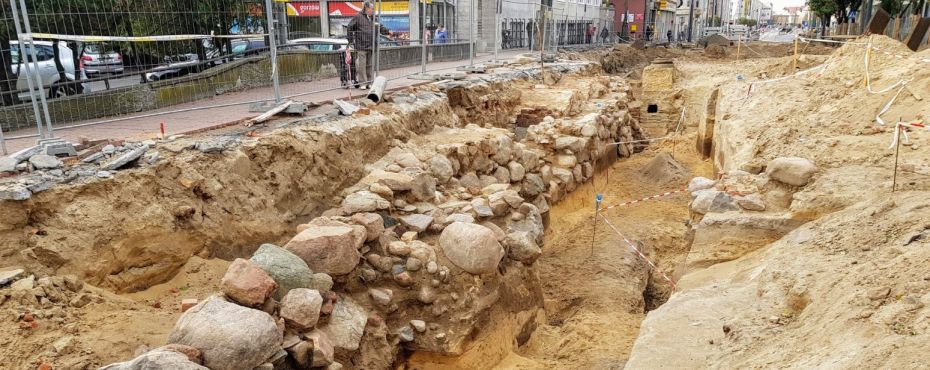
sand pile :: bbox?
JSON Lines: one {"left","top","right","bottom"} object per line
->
{"left": 626, "top": 34, "right": 930, "bottom": 369}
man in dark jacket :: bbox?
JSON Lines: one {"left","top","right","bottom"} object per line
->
{"left": 347, "top": 1, "right": 389, "bottom": 89}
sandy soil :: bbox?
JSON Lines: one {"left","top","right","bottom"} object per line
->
{"left": 0, "top": 257, "right": 228, "bottom": 370}
{"left": 492, "top": 136, "right": 712, "bottom": 369}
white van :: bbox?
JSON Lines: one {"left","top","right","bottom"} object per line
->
{"left": 10, "top": 40, "right": 91, "bottom": 99}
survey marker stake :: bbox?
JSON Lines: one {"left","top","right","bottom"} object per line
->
{"left": 893, "top": 119, "right": 903, "bottom": 192}
{"left": 592, "top": 193, "right": 603, "bottom": 256}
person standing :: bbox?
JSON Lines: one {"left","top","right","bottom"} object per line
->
{"left": 600, "top": 26, "right": 609, "bottom": 44}
{"left": 436, "top": 25, "right": 448, "bottom": 44}
{"left": 347, "top": 1, "right": 389, "bottom": 89}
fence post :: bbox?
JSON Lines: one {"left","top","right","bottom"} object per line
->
{"left": 19, "top": 0, "right": 54, "bottom": 139}
{"left": 9, "top": 0, "right": 45, "bottom": 140}
{"left": 421, "top": 0, "right": 427, "bottom": 74}
{"left": 493, "top": 0, "right": 500, "bottom": 61}
{"left": 375, "top": 0, "right": 382, "bottom": 77}
{"left": 469, "top": 0, "right": 475, "bottom": 65}
{"left": 265, "top": 0, "right": 281, "bottom": 103}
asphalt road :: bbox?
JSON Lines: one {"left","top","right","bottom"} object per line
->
{"left": 87, "top": 74, "right": 145, "bottom": 92}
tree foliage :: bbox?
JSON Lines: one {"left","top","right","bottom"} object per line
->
{"left": 737, "top": 17, "right": 758, "bottom": 26}
{"left": 0, "top": 0, "right": 262, "bottom": 106}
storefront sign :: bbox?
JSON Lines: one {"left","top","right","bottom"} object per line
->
{"left": 329, "top": 1, "right": 409, "bottom": 16}
{"left": 286, "top": 2, "right": 321, "bottom": 16}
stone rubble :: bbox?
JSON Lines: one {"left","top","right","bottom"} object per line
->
{"left": 72, "top": 63, "right": 643, "bottom": 369}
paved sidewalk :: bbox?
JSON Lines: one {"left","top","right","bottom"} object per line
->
{"left": 2, "top": 50, "right": 532, "bottom": 154}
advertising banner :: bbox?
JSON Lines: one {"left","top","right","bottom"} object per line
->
{"left": 286, "top": 2, "right": 322, "bottom": 16}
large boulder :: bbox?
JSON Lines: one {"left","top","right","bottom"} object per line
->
{"left": 400, "top": 214, "right": 434, "bottom": 232}
{"left": 410, "top": 172, "right": 437, "bottom": 201}
{"left": 370, "top": 169, "right": 414, "bottom": 191}
{"left": 317, "top": 296, "right": 368, "bottom": 351}
{"left": 766, "top": 157, "right": 817, "bottom": 186}
{"left": 306, "top": 330, "right": 336, "bottom": 367}
{"left": 100, "top": 347, "right": 207, "bottom": 370}
{"left": 429, "top": 155, "right": 455, "bottom": 182}
{"left": 220, "top": 259, "right": 278, "bottom": 307}
{"left": 280, "top": 288, "right": 323, "bottom": 331}
{"left": 687, "top": 177, "right": 717, "bottom": 192}
{"left": 504, "top": 231, "right": 542, "bottom": 264}
{"left": 350, "top": 213, "right": 384, "bottom": 242}
{"left": 691, "top": 190, "right": 738, "bottom": 214}
{"left": 285, "top": 226, "right": 362, "bottom": 276}
{"left": 507, "top": 204, "right": 545, "bottom": 245}
{"left": 250, "top": 244, "right": 314, "bottom": 300}
{"left": 342, "top": 191, "right": 390, "bottom": 213}
{"left": 168, "top": 296, "right": 281, "bottom": 370}
{"left": 28, "top": 154, "right": 62, "bottom": 169}
{"left": 438, "top": 222, "right": 505, "bottom": 274}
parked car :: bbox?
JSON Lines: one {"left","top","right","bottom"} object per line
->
{"left": 9, "top": 40, "right": 91, "bottom": 99}
{"left": 144, "top": 53, "right": 200, "bottom": 82}
{"left": 231, "top": 38, "right": 268, "bottom": 56}
{"left": 287, "top": 37, "right": 356, "bottom": 88}
{"left": 81, "top": 43, "right": 124, "bottom": 75}
{"left": 288, "top": 37, "right": 348, "bottom": 51}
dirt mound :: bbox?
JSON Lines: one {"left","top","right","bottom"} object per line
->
{"left": 627, "top": 191, "right": 930, "bottom": 368}
{"left": 704, "top": 44, "right": 728, "bottom": 58}
{"left": 0, "top": 257, "right": 229, "bottom": 370}
{"left": 638, "top": 151, "right": 691, "bottom": 185}
{"left": 600, "top": 45, "right": 686, "bottom": 75}
{"left": 627, "top": 33, "right": 930, "bottom": 369}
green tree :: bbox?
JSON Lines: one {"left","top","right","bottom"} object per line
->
{"left": 0, "top": 0, "right": 255, "bottom": 105}
{"left": 881, "top": 0, "right": 904, "bottom": 15}
{"left": 737, "top": 17, "right": 759, "bottom": 27}
{"left": 808, "top": 0, "right": 838, "bottom": 36}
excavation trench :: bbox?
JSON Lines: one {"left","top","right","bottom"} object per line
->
{"left": 1, "top": 57, "right": 706, "bottom": 369}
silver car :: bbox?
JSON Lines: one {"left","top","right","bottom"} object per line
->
{"left": 81, "top": 43, "right": 124, "bottom": 75}
{"left": 11, "top": 40, "right": 91, "bottom": 99}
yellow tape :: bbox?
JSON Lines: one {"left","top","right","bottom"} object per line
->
{"left": 22, "top": 33, "right": 266, "bottom": 42}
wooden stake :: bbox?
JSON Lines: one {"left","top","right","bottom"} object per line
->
{"left": 864, "top": 36, "right": 873, "bottom": 88}
{"left": 592, "top": 194, "right": 603, "bottom": 256}
{"left": 736, "top": 35, "right": 741, "bottom": 60}
{"left": 893, "top": 124, "right": 902, "bottom": 192}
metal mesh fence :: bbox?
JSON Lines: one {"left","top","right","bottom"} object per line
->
{"left": 0, "top": 0, "right": 619, "bottom": 154}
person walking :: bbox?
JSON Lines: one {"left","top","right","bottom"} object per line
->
{"left": 347, "top": 1, "right": 389, "bottom": 89}
{"left": 600, "top": 26, "right": 609, "bottom": 44}
{"left": 667, "top": 29, "right": 673, "bottom": 43}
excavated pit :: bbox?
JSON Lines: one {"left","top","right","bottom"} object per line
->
{"left": 2, "top": 57, "right": 701, "bottom": 370}
{"left": 11, "top": 39, "right": 853, "bottom": 368}
{"left": 5, "top": 43, "right": 841, "bottom": 370}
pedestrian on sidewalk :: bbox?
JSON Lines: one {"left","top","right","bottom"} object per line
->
{"left": 347, "top": 1, "right": 389, "bottom": 89}
{"left": 436, "top": 25, "right": 448, "bottom": 44}
{"left": 600, "top": 27, "right": 609, "bottom": 44}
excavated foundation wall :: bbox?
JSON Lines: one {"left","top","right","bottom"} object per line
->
{"left": 2, "top": 61, "right": 647, "bottom": 369}
{"left": 0, "top": 93, "right": 458, "bottom": 293}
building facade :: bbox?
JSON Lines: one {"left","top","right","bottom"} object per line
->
{"left": 672, "top": 0, "right": 731, "bottom": 41}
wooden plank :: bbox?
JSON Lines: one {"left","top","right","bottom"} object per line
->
{"left": 867, "top": 8, "right": 891, "bottom": 35}
{"left": 905, "top": 17, "right": 930, "bottom": 51}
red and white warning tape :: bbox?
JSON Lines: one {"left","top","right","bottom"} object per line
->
{"left": 889, "top": 120, "right": 927, "bottom": 149}
{"left": 799, "top": 36, "right": 870, "bottom": 45}
{"left": 598, "top": 213, "right": 678, "bottom": 291}
{"left": 599, "top": 188, "right": 688, "bottom": 212}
